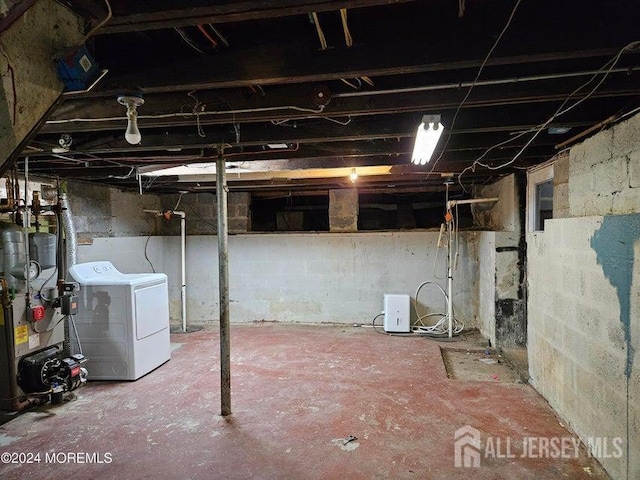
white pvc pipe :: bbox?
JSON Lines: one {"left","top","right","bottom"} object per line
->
{"left": 143, "top": 209, "right": 187, "bottom": 332}
{"left": 173, "top": 211, "right": 187, "bottom": 333}
{"left": 447, "top": 197, "right": 499, "bottom": 209}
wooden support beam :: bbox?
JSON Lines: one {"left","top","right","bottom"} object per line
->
{"left": 97, "top": 0, "right": 416, "bottom": 35}
{"left": 68, "top": 46, "right": 623, "bottom": 99}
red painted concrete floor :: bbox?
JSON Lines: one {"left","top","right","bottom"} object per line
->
{"left": 0, "top": 324, "right": 608, "bottom": 480}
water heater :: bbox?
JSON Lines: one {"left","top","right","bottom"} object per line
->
{"left": 383, "top": 294, "right": 411, "bottom": 333}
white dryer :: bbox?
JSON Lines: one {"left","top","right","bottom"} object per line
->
{"left": 69, "top": 261, "right": 171, "bottom": 380}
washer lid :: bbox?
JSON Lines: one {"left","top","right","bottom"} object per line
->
{"left": 69, "top": 261, "right": 120, "bottom": 283}
{"left": 69, "top": 261, "right": 167, "bottom": 286}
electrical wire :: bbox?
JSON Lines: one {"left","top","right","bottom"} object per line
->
{"left": 340, "top": 9, "right": 353, "bottom": 47}
{"left": 424, "top": 0, "right": 523, "bottom": 182}
{"left": 144, "top": 233, "right": 156, "bottom": 273}
{"left": 197, "top": 24, "right": 218, "bottom": 48}
{"left": 209, "top": 25, "right": 230, "bottom": 47}
{"left": 340, "top": 78, "right": 360, "bottom": 90}
{"left": 37, "top": 266, "right": 58, "bottom": 303}
{"left": 82, "top": 0, "right": 112, "bottom": 42}
{"left": 457, "top": 39, "right": 640, "bottom": 190}
{"left": 107, "top": 166, "right": 135, "bottom": 179}
{"left": 46, "top": 104, "right": 326, "bottom": 125}
{"left": 311, "top": 12, "right": 328, "bottom": 50}
{"left": 174, "top": 27, "right": 206, "bottom": 54}
{"left": 320, "top": 115, "right": 352, "bottom": 126}
{"left": 187, "top": 91, "right": 207, "bottom": 137}
{"left": 371, "top": 313, "right": 413, "bottom": 336}
{"left": 173, "top": 192, "right": 184, "bottom": 210}
{"left": 411, "top": 281, "right": 464, "bottom": 335}
{"left": 360, "top": 76, "right": 375, "bottom": 87}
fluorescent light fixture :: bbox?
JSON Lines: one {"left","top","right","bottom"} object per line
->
{"left": 267, "top": 143, "right": 289, "bottom": 149}
{"left": 411, "top": 114, "right": 444, "bottom": 165}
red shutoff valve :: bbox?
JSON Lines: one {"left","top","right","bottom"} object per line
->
{"left": 31, "top": 305, "right": 46, "bottom": 322}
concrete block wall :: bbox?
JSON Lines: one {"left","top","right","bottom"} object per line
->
{"left": 568, "top": 114, "right": 640, "bottom": 217}
{"left": 527, "top": 113, "right": 640, "bottom": 480}
{"left": 553, "top": 151, "right": 570, "bottom": 219}
{"left": 160, "top": 192, "right": 250, "bottom": 235}
{"left": 329, "top": 189, "right": 358, "bottom": 232}
{"left": 66, "top": 181, "right": 160, "bottom": 241}
{"left": 527, "top": 217, "right": 639, "bottom": 479}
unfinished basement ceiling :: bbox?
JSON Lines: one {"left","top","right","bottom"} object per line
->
{"left": 15, "top": 0, "right": 640, "bottom": 194}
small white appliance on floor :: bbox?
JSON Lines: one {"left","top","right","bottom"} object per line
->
{"left": 383, "top": 294, "right": 411, "bottom": 333}
{"left": 69, "top": 261, "right": 171, "bottom": 380}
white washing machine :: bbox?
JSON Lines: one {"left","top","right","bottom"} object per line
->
{"left": 69, "top": 261, "right": 171, "bottom": 380}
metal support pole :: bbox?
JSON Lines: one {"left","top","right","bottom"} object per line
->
{"left": 217, "top": 149, "right": 231, "bottom": 416}
{"left": 178, "top": 212, "right": 187, "bottom": 333}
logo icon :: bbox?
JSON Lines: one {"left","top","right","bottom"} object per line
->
{"left": 454, "top": 425, "right": 481, "bottom": 468}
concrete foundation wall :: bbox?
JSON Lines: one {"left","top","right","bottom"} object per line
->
{"left": 74, "top": 231, "right": 479, "bottom": 327}
{"left": 162, "top": 231, "right": 478, "bottom": 325}
{"left": 528, "top": 217, "right": 639, "bottom": 480}
{"left": 474, "top": 174, "right": 526, "bottom": 347}
{"left": 477, "top": 232, "right": 496, "bottom": 345}
{"left": 527, "top": 113, "right": 640, "bottom": 480}
{"left": 67, "top": 181, "right": 161, "bottom": 240}
{"left": 474, "top": 174, "right": 519, "bottom": 232}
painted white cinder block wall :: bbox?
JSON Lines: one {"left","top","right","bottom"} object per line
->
{"left": 162, "top": 231, "right": 479, "bottom": 326}
{"left": 76, "top": 231, "right": 480, "bottom": 328}
{"left": 527, "top": 112, "right": 640, "bottom": 480}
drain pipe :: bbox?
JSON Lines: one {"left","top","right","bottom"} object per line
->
{"left": 144, "top": 209, "right": 187, "bottom": 332}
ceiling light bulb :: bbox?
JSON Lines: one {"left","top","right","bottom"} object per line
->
{"left": 125, "top": 108, "right": 142, "bottom": 144}
{"left": 411, "top": 115, "right": 444, "bottom": 165}
{"left": 350, "top": 168, "right": 358, "bottom": 183}
{"left": 117, "top": 95, "right": 145, "bottom": 145}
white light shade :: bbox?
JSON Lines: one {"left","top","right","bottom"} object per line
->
{"left": 125, "top": 110, "right": 142, "bottom": 144}
{"left": 411, "top": 116, "right": 444, "bottom": 165}
{"left": 350, "top": 168, "right": 358, "bottom": 183}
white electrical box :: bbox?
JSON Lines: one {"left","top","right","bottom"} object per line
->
{"left": 383, "top": 294, "right": 411, "bottom": 333}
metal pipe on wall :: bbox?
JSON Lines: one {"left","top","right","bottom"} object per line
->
{"left": 217, "top": 148, "right": 231, "bottom": 417}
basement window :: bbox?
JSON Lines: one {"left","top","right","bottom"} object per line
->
{"left": 251, "top": 195, "right": 329, "bottom": 232}
{"left": 358, "top": 192, "right": 473, "bottom": 231}
{"left": 527, "top": 163, "right": 554, "bottom": 232}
